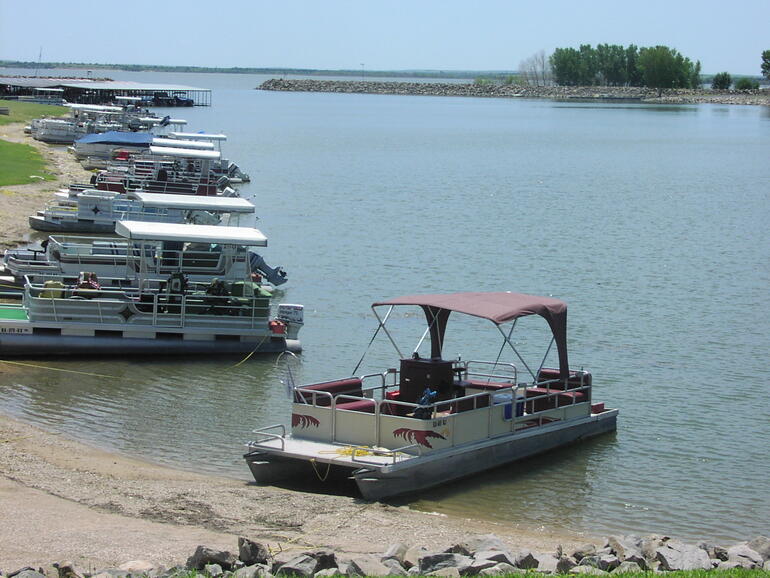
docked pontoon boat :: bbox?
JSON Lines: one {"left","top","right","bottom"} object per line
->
{"left": 244, "top": 291, "right": 617, "bottom": 500}
{"left": 0, "top": 223, "right": 302, "bottom": 358}
{"left": 29, "top": 190, "right": 251, "bottom": 234}
{"left": 4, "top": 220, "right": 288, "bottom": 289}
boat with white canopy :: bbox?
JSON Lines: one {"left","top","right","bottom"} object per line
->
{"left": 4, "top": 219, "right": 287, "bottom": 289}
{"left": 0, "top": 222, "right": 302, "bottom": 358}
{"left": 167, "top": 132, "right": 250, "bottom": 182}
{"left": 244, "top": 291, "right": 617, "bottom": 500}
{"left": 29, "top": 190, "right": 253, "bottom": 234}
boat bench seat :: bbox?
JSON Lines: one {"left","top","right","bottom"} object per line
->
{"left": 464, "top": 379, "right": 513, "bottom": 391}
{"left": 525, "top": 387, "right": 587, "bottom": 413}
{"left": 335, "top": 399, "right": 376, "bottom": 413}
{"left": 295, "top": 378, "right": 363, "bottom": 406}
{"left": 536, "top": 368, "right": 592, "bottom": 389}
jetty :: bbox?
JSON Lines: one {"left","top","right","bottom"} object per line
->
{"left": 259, "top": 78, "right": 770, "bottom": 106}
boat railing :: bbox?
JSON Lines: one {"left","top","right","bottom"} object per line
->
{"left": 459, "top": 360, "right": 518, "bottom": 385}
{"left": 247, "top": 424, "right": 287, "bottom": 451}
{"left": 25, "top": 279, "right": 272, "bottom": 327}
{"left": 292, "top": 376, "right": 593, "bottom": 452}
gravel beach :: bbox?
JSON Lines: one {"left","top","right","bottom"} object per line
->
{"left": 0, "top": 413, "right": 589, "bottom": 571}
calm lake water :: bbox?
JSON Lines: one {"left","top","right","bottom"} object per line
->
{"left": 2, "top": 68, "right": 769, "bottom": 543}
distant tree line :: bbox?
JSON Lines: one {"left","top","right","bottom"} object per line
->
{"left": 550, "top": 44, "right": 701, "bottom": 95}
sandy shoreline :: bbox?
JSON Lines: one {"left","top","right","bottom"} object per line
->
{"left": 0, "top": 413, "right": 590, "bottom": 570}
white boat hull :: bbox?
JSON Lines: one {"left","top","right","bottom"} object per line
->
{"left": 0, "top": 332, "right": 300, "bottom": 357}
{"left": 353, "top": 409, "right": 617, "bottom": 500}
{"left": 244, "top": 409, "right": 617, "bottom": 500}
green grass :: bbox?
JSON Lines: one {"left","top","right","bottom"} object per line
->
{"left": 0, "top": 99, "right": 69, "bottom": 126}
{"left": 0, "top": 139, "right": 55, "bottom": 186}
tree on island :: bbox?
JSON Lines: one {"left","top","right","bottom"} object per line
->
{"left": 762, "top": 50, "right": 770, "bottom": 80}
{"left": 549, "top": 44, "right": 700, "bottom": 93}
{"left": 712, "top": 72, "right": 732, "bottom": 90}
{"left": 735, "top": 77, "right": 759, "bottom": 90}
{"left": 638, "top": 46, "right": 700, "bottom": 96}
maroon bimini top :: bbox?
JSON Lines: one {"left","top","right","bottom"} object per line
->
{"left": 372, "top": 292, "right": 570, "bottom": 377}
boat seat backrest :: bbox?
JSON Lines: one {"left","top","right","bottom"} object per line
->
{"left": 295, "top": 378, "right": 363, "bottom": 406}
{"left": 536, "top": 368, "right": 592, "bottom": 390}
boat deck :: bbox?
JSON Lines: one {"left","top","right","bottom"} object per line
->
{"left": 0, "top": 306, "right": 28, "bottom": 321}
{"left": 246, "top": 435, "right": 410, "bottom": 469}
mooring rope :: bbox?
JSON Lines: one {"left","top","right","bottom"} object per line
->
{"left": 0, "top": 359, "right": 118, "bottom": 379}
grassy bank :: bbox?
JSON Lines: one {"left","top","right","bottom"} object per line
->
{"left": 0, "top": 139, "right": 55, "bottom": 186}
{"left": 0, "top": 99, "right": 68, "bottom": 126}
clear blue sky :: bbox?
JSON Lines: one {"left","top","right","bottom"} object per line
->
{"left": 1, "top": 0, "right": 767, "bottom": 75}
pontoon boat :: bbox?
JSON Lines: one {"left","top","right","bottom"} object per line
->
{"left": 244, "top": 291, "right": 617, "bottom": 500}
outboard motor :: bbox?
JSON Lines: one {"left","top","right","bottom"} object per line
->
{"left": 249, "top": 251, "right": 288, "bottom": 286}
{"left": 216, "top": 175, "right": 231, "bottom": 189}
{"left": 185, "top": 210, "right": 221, "bottom": 225}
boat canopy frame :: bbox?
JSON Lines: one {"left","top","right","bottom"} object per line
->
{"left": 367, "top": 292, "right": 570, "bottom": 379}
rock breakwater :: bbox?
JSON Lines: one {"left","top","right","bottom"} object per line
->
{"left": 4, "top": 534, "right": 769, "bottom": 577}
{"left": 259, "top": 79, "right": 770, "bottom": 106}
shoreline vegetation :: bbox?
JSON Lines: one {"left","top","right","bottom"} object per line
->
{"left": 257, "top": 79, "right": 770, "bottom": 106}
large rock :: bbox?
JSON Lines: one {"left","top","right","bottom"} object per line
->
{"left": 204, "top": 564, "right": 224, "bottom": 577}
{"left": 473, "top": 550, "right": 516, "bottom": 567}
{"left": 655, "top": 540, "right": 712, "bottom": 571}
{"left": 381, "top": 544, "right": 409, "bottom": 565}
{"left": 698, "top": 542, "right": 728, "bottom": 562}
{"left": 748, "top": 536, "right": 770, "bottom": 561}
{"left": 613, "top": 561, "right": 642, "bottom": 574}
{"left": 275, "top": 555, "right": 316, "bottom": 577}
{"left": 239, "top": 538, "right": 271, "bottom": 566}
{"left": 478, "top": 562, "right": 522, "bottom": 575}
{"left": 425, "top": 568, "right": 460, "bottom": 577}
{"left": 380, "top": 559, "right": 408, "bottom": 576}
{"left": 118, "top": 561, "right": 157, "bottom": 575}
{"left": 418, "top": 553, "right": 473, "bottom": 575}
{"left": 347, "top": 555, "right": 391, "bottom": 577}
{"left": 314, "top": 568, "right": 345, "bottom": 578}
{"left": 596, "top": 555, "right": 620, "bottom": 572}
{"left": 571, "top": 544, "right": 596, "bottom": 562}
{"left": 513, "top": 549, "right": 539, "bottom": 569}
{"left": 446, "top": 534, "right": 508, "bottom": 556}
{"left": 9, "top": 571, "right": 45, "bottom": 578}
{"left": 726, "top": 544, "right": 763, "bottom": 569}
{"left": 305, "top": 550, "right": 336, "bottom": 573}
{"left": 186, "top": 546, "right": 238, "bottom": 571}
{"left": 235, "top": 564, "right": 272, "bottom": 578}
{"left": 53, "top": 562, "right": 84, "bottom": 578}
{"left": 569, "top": 566, "right": 607, "bottom": 575}
{"left": 402, "top": 546, "right": 428, "bottom": 570}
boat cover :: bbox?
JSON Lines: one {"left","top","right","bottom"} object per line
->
{"left": 116, "top": 220, "right": 267, "bottom": 246}
{"left": 373, "top": 292, "right": 569, "bottom": 378}
{"left": 148, "top": 146, "right": 221, "bottom": 160}
{"left": 75, "top": 131, "right": 154, "bottom": 145}
{"left": 130, "top": 192, "right": 255, "bottom": 212}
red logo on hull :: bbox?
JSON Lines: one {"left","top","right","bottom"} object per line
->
{"left": 393, "top": 428, "right": 446, "bottom": 448}
{"left": 292, "top": 413, "right": 320, "bottom": 428}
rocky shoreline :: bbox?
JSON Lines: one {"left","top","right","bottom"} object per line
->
{"left": 5, "top": 534, "right": 769, "bottom": 577}
{"left": 259, "top": 78, "right": 770, "bottom": 106}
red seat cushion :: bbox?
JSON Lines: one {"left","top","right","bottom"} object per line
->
{"left": 335, "top": 399, "right": 376, "bottom": 413}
